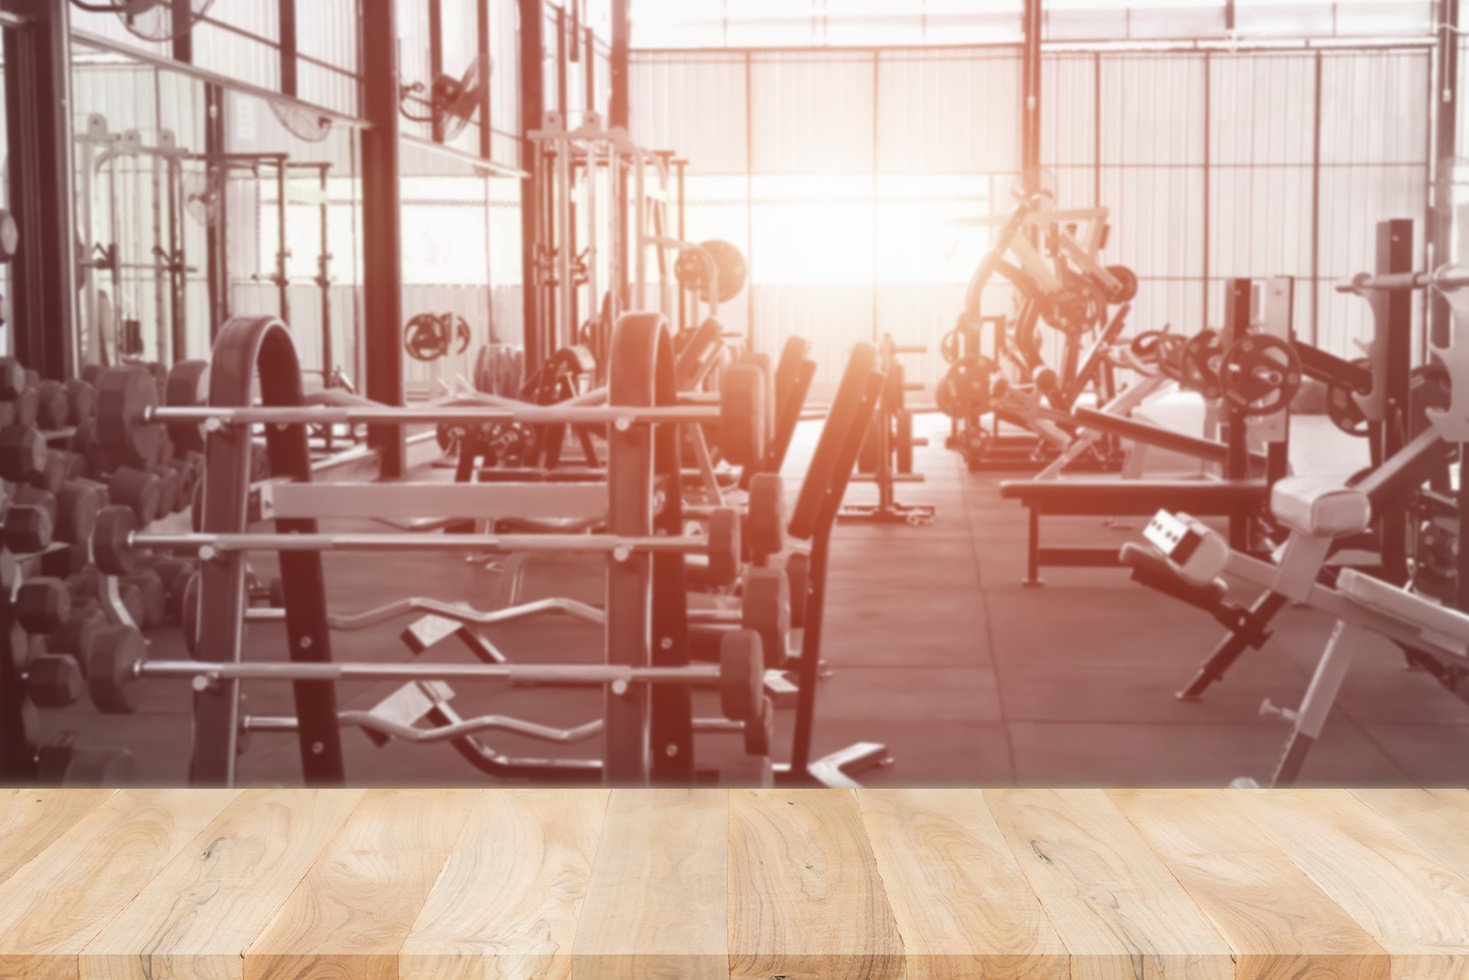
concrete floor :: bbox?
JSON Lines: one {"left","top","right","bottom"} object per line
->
{"left": 36, "top": 414, "right": 1469, "bottom": 787}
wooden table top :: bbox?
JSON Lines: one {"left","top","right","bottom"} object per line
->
{"left": 0, "top": 787, "right": 1466, "bottom": 978}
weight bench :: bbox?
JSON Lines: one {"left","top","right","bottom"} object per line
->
{"left": 999, "top": 478, "right": 1269, "bottom": 584}
{"left": 1127, "top": 462, "right": 1469, "bottom": 785}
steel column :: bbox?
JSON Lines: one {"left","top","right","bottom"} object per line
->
{"left": 360, "top": 0, "right": 407, "bottom": 477}
{"left": 1021, "top": 0, "right": 1042, "bottom": 190}
{"left": 2, "top": 0, "right": 77, "bottom": 378}
{"left": 1432, "top": 0, "right": 1459, "bottom": 349}
{"left": 519, "top": 0, "right": 545, "bottom": 370}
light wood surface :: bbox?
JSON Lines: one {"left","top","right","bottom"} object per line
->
{"left": 1, "top": 788, "right": 1468, "bottom": 977}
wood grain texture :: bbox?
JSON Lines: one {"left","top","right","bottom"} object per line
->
{"left": 0, "top": 788, "right": 113, "bottom": 886}
{"left": 0, "top": 788, "right": 239, "bottom": 980}
{"left": 858, "top": 788, "right": 1070, "bottom": 980}
{"left": 985, "top": 787, "right": 1235, "bottom": 980}
{"left": 81, "top": 788, "right": 364, "bottom": 980}
{"left": 1242, "top": 788, "right": 1469, "bottom": 979}
{"left": 572, "top": 788, "right": 729, "bottom": 979}
{"left": 243, "top": 788, "right": 481, "bottom": 980}
{"left": 3, "top": 788, "right": 1469, "bottom": 976}
{"left": 1110, "top": 788, "right": 1390, "bottom": 980}
{"left": 397, "top": 788, "right": 608, "bottom": 980}
{"left": 728, "top": 788, "right": 905, "bottom": 980}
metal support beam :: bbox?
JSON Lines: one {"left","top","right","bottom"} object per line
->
{"left": 612, "top": 0, "right": 631, "bottom": 310}
{"left": 2, "top": 0, "right": 77, "bottom": 378}
{"left": 280, "top": 0, "right": 298, "bottom": 98}
{"left": 1432, "top": 0, "right": 1459, "bottom": 349}
{"left": 360, "top": 0, "right": 407, "bottom": 477}
{"left": 1020, "top": 0, "right": 1042, "bottom": 191}
{"left": 519, "top": 0, "right": 545, "bottom": 370}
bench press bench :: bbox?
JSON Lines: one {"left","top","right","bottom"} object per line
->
{"left": 998, "top": 477, "right": 1270, "bottom": 584}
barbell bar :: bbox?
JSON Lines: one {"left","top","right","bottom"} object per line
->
{"left": 1335, "top": 265, "right": 1469, "bottom": 295}
{"left": 94, "top": 504, "right": 744, "bottom": 585}
{"left": 97, "top": 361, "right": 768, "bottom": 469}
{"left": 90, "top": 628, "right": 769, "bottom": 722}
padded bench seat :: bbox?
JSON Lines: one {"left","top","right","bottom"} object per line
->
{"left": 1000, "top": 479, "right": 1271, "bottom": 583}
{"left": 999, "top": 479, "right": 1270, "bottom": 516}
{"left": 1338, "top": 568, "right": 1469, "bottom": 654}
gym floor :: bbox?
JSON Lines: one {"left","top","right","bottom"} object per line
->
{"left": 43, "top": 415, "right": 1469, "bottom": 788}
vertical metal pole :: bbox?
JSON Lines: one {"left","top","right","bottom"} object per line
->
{"left": 477, "top": 0, "right": 492, "bottom": 160}
{"left": 555, "top": 6, "right": 568, "bottom": 119}
{"left": 1378, "top": 218, "right": 1415, "bottom": 583}
{"left": 1202, "top": 52, "right": 1212, "bottom": 332}
{"left": 745, "top": 51, "right": 755, "bottom": 349}
{"left": 1225, "top": 278, "right": 1250, "bottom": 551}
{"left": 612, "top": 0, "right": 631, "bottom": 311}
{"left": 205, "top": 85, "right": 229, "bottom": 339}
{"left": 429, "top": 0, "right": 444, "bottom": 143}
{"left": 1311, "top": 51, "right": 1323, "bottom": 347}
{"left": 279, "top": 0, "right": 299, "bottom": 98}
{"left": 2, "top": 0, "right": 77, "bottom": 378}
{"left": 360, "top": 0, "right": 407, "bottom": 477}
{"left": 1021, "top": 0, "right": 1042, "bottom": 191}
{"left": 520, "top": 0, "right": 545, "bottom": 370}
{"left": 1433, "top": 0, "right": 1460, "bottom": 350}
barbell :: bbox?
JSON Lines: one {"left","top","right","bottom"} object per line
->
{"left": 95, "top": 361, "right": 768, "bottom": 471}
{"left": 93, "top": 504, "right": 745, "bottom": 586}
{"left": 87, "top": 624, "right": 769, "bottom": 725}
{"left": 1336, "top": 265, "right": 1469, "bottom": 295}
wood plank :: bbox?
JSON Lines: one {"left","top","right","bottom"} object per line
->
{"left": 1110, "top": 788, "right": 1390, "bottom": 980}
{"left": 728, "top": 788, "right": 905, "bottom": 980}
{"left": 1243, "top": 788, "right": 1469, "bottom": 979}
{"left": 857, "top": 788, "right": 1069, "bottom": 980}
{"left": 984, "top": 788, "right": 1234, "bottom": 980}
{"left": 572, "top": 788, "right": 728, "bottom": 979}
{"left": 0, "top": 788, "right": 113, "bottom": 887}
{"left": 81, "top": 788, "right": 364, "bottom": 980}
{"left": 243, "top": 788, "right": 482, "bottom": 980}
{"left": 0, "top": 788, "right": 239, "bottom": 980}
{"left": 398, "top": 788, "right": 608, "bottom": 980}
{"left": 1350, "top": 789, "right": 1469, "bottom": 865}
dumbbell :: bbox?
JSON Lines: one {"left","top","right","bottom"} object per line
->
{"left": 65, "top": 378, "right": 96, "bottom": 425}
{"left": 29, "top": 450, "right": 68, "bottom": 495}
{"left": 109, "top": 466, "right": 162, "bottom": 526}
{"left": 35, "top": 731, "right": 135, "bottom": 784}
{"left": 0, "top": 425, "right": 46, "bottom": 483}
{"left": 56, "top": 480, "right": 103, "bottom": 546}
{"left": 35, "top": 380, "right": 69, "bottom": 431}
{"left": 743, "top": 473, "right": 785, "bottom": 566}
{"left": 741, "top": 566, "right": 791, "bottom": 669}
{"left": 4, "top": 504, "right": 54, "bottom": 554}
{"left": 15, "top": 577, "right": 86, "bottom": 708}
{"left": 124, "top": 568, "right": 167, "bottom": 629}
{"left": 49, "top": 607, "right": 107, "bottom": 677}
{"left": 153, "top": 465, "right": 180, "bottom": 516}
{"left": 785, "top": 551, "right": 809, "bottom": 630}
{"left": 12, "top": 482, "right": 57, "bottom": 523}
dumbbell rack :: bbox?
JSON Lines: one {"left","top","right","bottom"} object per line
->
{"left": 840, "top": 335, "right": 934, "bottom": 526}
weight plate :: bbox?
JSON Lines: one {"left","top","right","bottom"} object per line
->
{"left": 1180, "top": 330, "right": 1224, "bottom": 399}
{"left": 1217, "top": 334, "right": 1303, "bottom": 418}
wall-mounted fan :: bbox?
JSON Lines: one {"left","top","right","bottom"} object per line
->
{"left": 399, "top": 54, "right": 490, "bottom": 142}
{"left": 182, "top": 170, "right": 221, "bottom": 227}
{"left": 269, "top": 100, "right": 333, "bottom": 143}
{"left": 70, "top": 0, "right": 217, "bottom": 44}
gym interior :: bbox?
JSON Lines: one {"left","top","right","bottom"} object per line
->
{"left": 1, "top": 1, "right": 1469, "bottom": 975}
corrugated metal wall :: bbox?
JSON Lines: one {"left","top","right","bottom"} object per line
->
{"left": 632, "top": 41, "right": 1432, "bottom": 388}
